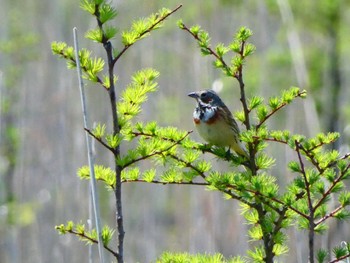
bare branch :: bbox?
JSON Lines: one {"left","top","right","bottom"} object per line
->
{"left": 315, "top": 205, "right": 344, "bottom": 226}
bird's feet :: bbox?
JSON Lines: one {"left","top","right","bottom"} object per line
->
{"left": 198, "top": 143, "right": 212, "bottom": 153}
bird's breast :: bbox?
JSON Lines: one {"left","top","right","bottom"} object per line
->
{"left": 193, "top": 106, "right": 218, "bottom": 124}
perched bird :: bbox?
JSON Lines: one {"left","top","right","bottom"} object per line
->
{"left": 188, "top": 89, "right": 248, "bottom": 158}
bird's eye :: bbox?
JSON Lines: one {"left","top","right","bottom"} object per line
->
{"left": 201, "top": 93, "right": 208, "bottom": 99}
{"left": 200, "top": 92, "right": 212, "bottom": 103}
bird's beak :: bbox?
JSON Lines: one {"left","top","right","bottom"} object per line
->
{"left": 188, "top": 91, "right": 199, "bottom": 100}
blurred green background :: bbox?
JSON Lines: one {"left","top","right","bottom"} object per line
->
{"left": 1, "top": 0, "right": 350, "bottom": 262}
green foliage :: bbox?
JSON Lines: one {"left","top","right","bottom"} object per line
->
{"left": 92, "top": 123, "right": 106, "bottom": 139}
{"left": 78, "top": 165, "right": 116, "bottom": 189}
{"left": 53, "top": 1, "right": 350, "bottom": 262}
{"left": 178, "top": 20, "right": 350, "bottom": 263}
{"left": 316, "top": 248, "right": 328, "bottom": 263}
{"left": 51, "top": 42, "right": 106, "bottom": 84}
{"left": 273, "top": 244, "right": 289, "bottom": 257}
{"left": 253, "top": 87, "right": 307, "bottom": 127}
{"left": 178, "top": 22, "right": 255, "bottom": 77}
{"left": 248, "top": 96, "right": 264, "bottom": 111}
{"left": 121, "top": 7, "right": 172, "bottom": 46}
{"left": 81, "top": 0, "right": 118, "bottom": 42}
{"left": 52, "top": 1, "right": 179, "bottom": 88}
{"left": 332, "top": 244, "right": 349, "bottom": 260}
{"left": 55, "top": 221, "right": 114, "bottom": 247}
{"left": 156, "top": 252, "right": 242, "bottom": 263}
{"left": 235, "top": 27, "right": 253, "bottom": 42}
{"left": 51, "top": 41, "right": 74, "bottom": 60}
{"left": 117, "top": 68, "right": 159, "bottom": 128}
{"left": 247, "top": 246, "right": 265, "bottom": 262}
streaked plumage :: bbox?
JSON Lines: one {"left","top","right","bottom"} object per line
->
{"left": 188, "top": 90, "right": 248, "bottom": 158}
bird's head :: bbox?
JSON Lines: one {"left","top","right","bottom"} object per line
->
{"left": 188, "top": 90, "right": 224, "bottom": 107}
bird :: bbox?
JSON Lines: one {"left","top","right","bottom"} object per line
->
{"left": 188, "top": 89, "right": 248, "bottom": 158}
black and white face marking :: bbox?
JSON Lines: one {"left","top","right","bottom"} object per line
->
{"left": 193, "top": 102, "right": 217, "bottom": 122}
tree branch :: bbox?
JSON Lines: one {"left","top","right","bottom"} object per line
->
{"left": 84, "top": 128, "right": 117, "bottom": 154}
{"left": 297, "top": 143, "right": 324, "bottom": 173}
{"left": 123, "top": 179, "right": 208, "bottom": 186}
{"left": 296, "top": 140, "right": 315, "bottom": 263}
{"left": 113, "top": 4, "right": 183, "bottom": 65}
{"left": 179, "top": 23, "right": 233, "bottom": 77}
{"left": 121, "top": 131, "right": 192, "bottom": 169}
{"left": 256, "top": 90, "right": 306, "bottom": 129}
{"left": 314, "top": 163, "right": 350, "bottom": 211}
{"left": 55, "top": 52, "right": 107, "bottom": 89}
{"left": 66, "top": 229, "right": 118, "bottom": 258}
{"left": 329, "top": 253, "right": 350, "bottom": 263}
{"left": 315, "top": 205, "right": 344, "bottom": 226}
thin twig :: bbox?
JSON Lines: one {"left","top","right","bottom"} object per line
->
{"left": 314, "top": 163, "right": 350, "bottom": 211}
{"left": 236, "top": 40, "right": 250, "bottom": 130}
{"left": 297, "top": 143, "right": 324, "bottom": 173}
{"left": 123, "top": 179, "right": 209, "bottom": 186}
{"left": 132, "top": 130, "right": 193, "bottom": 142}
{"left": 121, "top": 131, "right": 192, "bottom": 168}
{"left": 84, "top": 128, "right": 117, "bottom": 154}
{"left": 329, "top": 253, "right": 350, "bottom": 263}
{"left": 54, "top": 52, "right": 107, "bottom": 90}
{"left": 325, "top": 152, "right": 350, "bottom": 169}
{"left": 66, "top": 229, "right": 118, "bottom": 258}
{"left": 259, "top": 191, "right": 308, "bottom": 219}
{"left": 180, "top": 23, "right": 233, "bottom": 77}
{"left": 315, "top": 205, "right": 344, "bottom": 226}
{"left": 167, "top": 153, "right": 255, "bottom": 206}
{"left": 256, "top": 90, "right": 306, "bottom": 129}
{"left": 113, "top": 4, "right": 183, "bottom": 65}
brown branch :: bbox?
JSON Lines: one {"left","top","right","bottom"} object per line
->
{"left": 297, "top": 143, "right": 324, "bottom": 173}
{"left": 338, "top": 152, "right": 350, "bottom": 161}
{"left": 180, "top": 24, "right": 233, "bottom": 77}
{"left": 295, "top": 141, "right": 312, "bottom": 212}
{"left": 84, "top": 128, "right": 117, "bottom": 154}
{"left": 329, "top": 254, "right": 350, "bottom": 263}
{"left": 167, "top": 153, "right": 254, "bottom": 206}
{"left": 296, "top": 140, "right": 315, "bottom": 263}
{"left": 228, "top": 182, "right": 309, "bottom": 219}
{"left": 123, "top": 179, "right": 208, "bottom": 186}
{"left": 167, "top": 153, "right": 305, "bottom": 215}
{"left": 326, "top": 152, "right": 350, "bottom": 169}
{"left": 256, "top": 90, "right": 306, "bottom": 129}
{"left": 168, "top": 153, "right": 206, "bottom": 180}
{"left": 131, "top": 130, "right": 193, "bottom": 144}
{"left": 236, "top": 40, "right": 251, "bottom": 130}
{"left": 113, "top": 4, "right": 183, "bottom": 65}
{"left": 315, "top": 205, "right": 344, "bottom": 226}
{"left": 314, "top": 163, "right": 350, "bottom": 211}
{"left": 235, "top": 40, "right": 258, "bottom": 174}
{"left": 67, "top": 229, "right": 118, "bottom": 258}
{"left": 56, "top": 52, "right": 107, "bottom": 90}
{"left": 256, "top": 103, "right": 287, "bottom": 129}
{"left": 122, "top": 131, "right": 192, "bottom": 168}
